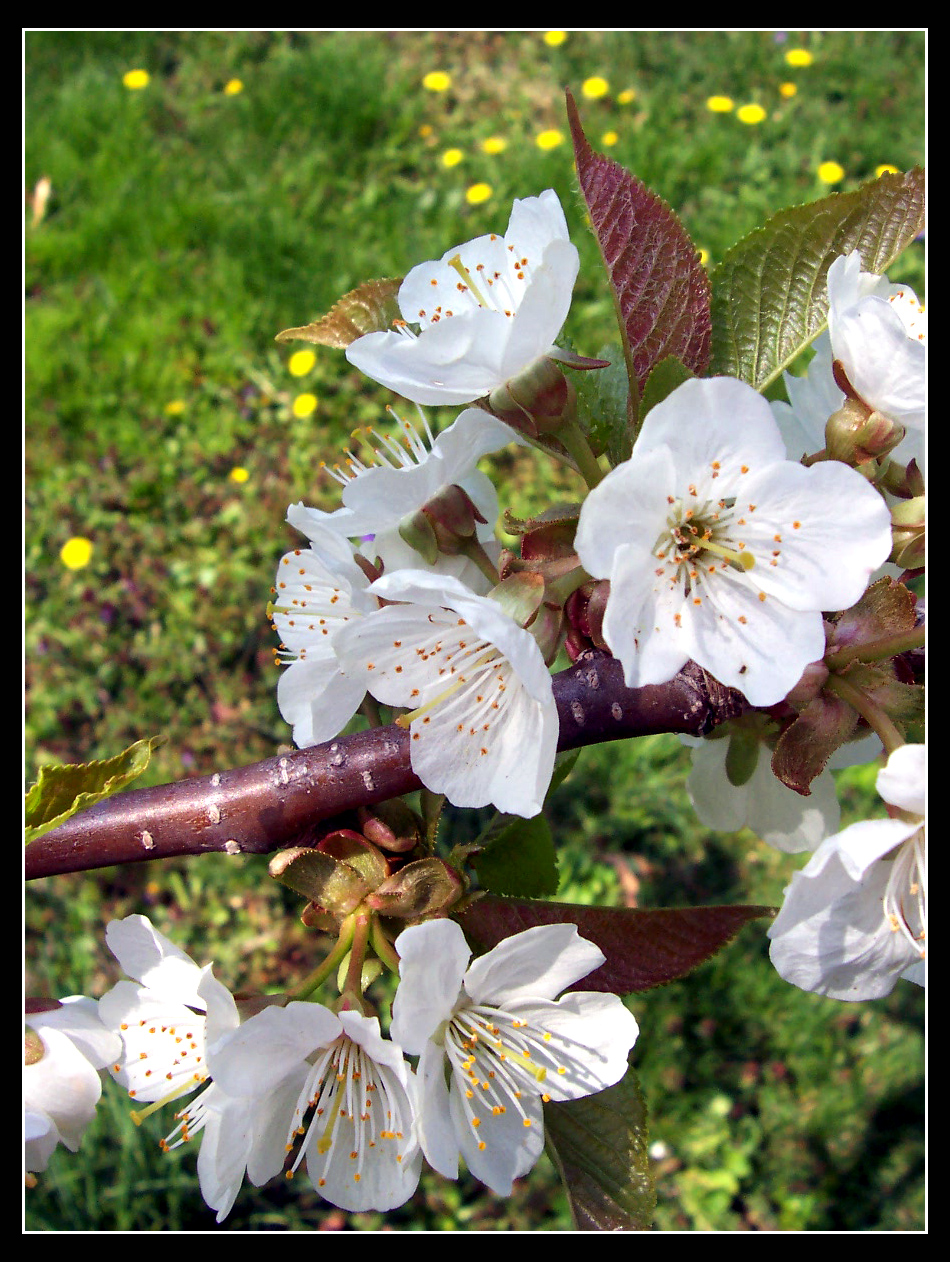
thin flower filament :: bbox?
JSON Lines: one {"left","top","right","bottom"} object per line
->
{"left": 286, "top": 1036, "right": 408, "bottom": 1188}
{"left": 396, "top": 636, "right": 503, "bottom": 730}
{"left": 659, "top": 493, "right": 756, "bottom": 594}
{"left": 159, "top": 1082, "right": 216, "bottom": 1151}
{"left": 883, "top": 827, "right": 926, "bottom": 959}
{"left": 443, "top": 1000, "right": 608, "bottom": 1145}
{"left": 320, "top": 406, "right": 437, "bottom": 487}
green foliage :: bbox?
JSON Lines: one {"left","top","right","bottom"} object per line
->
{"left": 545, "top": 1063, "right": 654, "bottom": 1230}
{"left": 710, "top": 167, "right": 925, "bottom": 391}
{"left": 26, "top": 30, "right": 924, "bottom": 1232}
{"left": 471, "top": 814, "right": 560, "bottom": 898}
{"left": 25, "top": 737, "right": 163, "bottom": 842}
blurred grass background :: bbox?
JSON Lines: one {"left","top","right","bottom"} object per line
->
{"left": 25, "top": 30, "right": 924, "bottom": 1231}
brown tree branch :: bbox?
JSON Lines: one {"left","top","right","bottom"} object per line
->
{"left": 25, "top": 652, "right": 748, "bottom": 880}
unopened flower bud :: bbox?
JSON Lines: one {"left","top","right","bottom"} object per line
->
{"left": 357, "top": 800, "right": 423, "bottom": 853}
{"left": 421, "top": 483, "right": 486, "bottom": 553}
{"left": 487, "top": 357, "right": 574, "bottom": 437}
{"left": 825, "top": 397, "right": 905, "bottom": 466}
{"left": 364, "top": 857, "right": 464, "bottom": 921}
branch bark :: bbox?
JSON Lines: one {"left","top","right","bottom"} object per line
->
{"left": 25, "top": 652, "right": 748, "bottom": 880}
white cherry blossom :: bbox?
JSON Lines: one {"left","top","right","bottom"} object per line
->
{"left": 270, "top": 521, "right": 379, "bottom": 748}
{"left": 772, "top": 331, "right": 925, "bottom": 475}
{"left": 574, "top": 376, "right": 893, "bottom": 707}
{"left": 288, "top": 405, "right": 521, "bottom": 589}
{"left": 345, "top": 190, "right": 580, "bottom": 406}
{"left": 826, "top": 250, "right": 925, "bottom": 430}
{"left": 768, "top": 743, "right": 926, "bottom": 1000}
{"left": 25, "top": 997, "right": 122, "bottom": 1174}
{"left": 206, "top": 1002, "right": 421, "bottom": 1215}
{"left": 332, "top": 569, "right": 559, "bottom": 817}
{"left": 682, "top": 731, "right": 842, "bottom": 853}
{"left": 391, "top": 920, "right": 639, "bottom": 1196}
{"left": 98, "top": 915, "right": 239, "bottom": 1114}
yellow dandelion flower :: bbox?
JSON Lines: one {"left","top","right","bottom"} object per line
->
{"left": 779, "top": 82, "right": 798, "bottom": 99}
{"left": 601, "top": 130, "right": 619, "bottom": 147}
{"left": 441, "top": 148, "right": 464, "bottom": 168}
{"left": 617, "top": 88, "right": 636, "bottom": 105}
{"left": 60, "top": 537, "right": 93, "bottom": 570}
{"left": 122, "top": 69, "right": 150, "bottom": 90}
{"left": 582, "top": 76, "right": 610, "bottom": 99}
{"left": 292, "top": 393, "right": 318, "bottom": 419}
{"left": 288, "top": 349, "right": 316, "bottom": 377}
{"left": 465, "top": 183, "right": 492, "bottom": 205}
{"left": 785, "top": 49, "right": 813, "bottom": 68}
{"left": 229, "top": 466, "right": 250, "bottom": 484}
{"left": 164, "top": 399, "right": 186, "bottom": 416}
{"left": 706, "top": 95, "right": 734, "bottom": 113}
{"left": 423, "top": 71, "right": 452, "bottom": 92}
{"left": 223, "top": 78, "right": 244, "bottom": 96}
{"left": 481, "top": 136, "right": 507, "bottom": 155}
{"left": 535, "top": 129, "right": 564, "bottom": 151}
{"left": 875, "top": 163, "right": 900, "bottom": 177}
{"left": 817, "top": 161, "right": 845, "bottom": 185}
{"left": 543, "top": 31, "right": 567, "bottom": 47}
{"left": 737, "top": 103, "right": 766, "bottom": 125}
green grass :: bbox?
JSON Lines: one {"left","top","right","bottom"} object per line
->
{"left": 26, "top": 30, "right": 924, "bottom": 1231}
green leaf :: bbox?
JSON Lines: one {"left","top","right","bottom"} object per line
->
{"left": 458, "top": 895, "right": 774, "bottom": 993}
{"left": 545, "top": 1061, "right": 655, "bottom": 1231}
{"left": 275, "top": 277, "right": 403, "bottom": 349}
{"left": 573, "top": 344, "right": 634, "bottom": 466}
{"left": 471, "top": 815, "right": 559, "bottom": 899}
{"left": 24, "top": 737, "right": 164, "bottom": 844}
{"left": 567, "top": 91, "right": 711, "bottom": 416}
{"left": 710, "top": 167, "right": 925, "bottom": 392}
{"left": 640, "top": 355, "right": 695, "bottom": 418}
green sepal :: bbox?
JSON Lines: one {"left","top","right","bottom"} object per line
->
{"left": 25, "top": 737, "right": 164, "bottom": 844}
{"left": 268, "top": 846, "right": 372, "bottom": 917}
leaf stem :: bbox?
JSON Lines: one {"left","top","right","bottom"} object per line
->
{"left": 824, "top": 672, "right": 905, "bottom": 757}
{"left": 826, "top": 625, "right": 924, "bottom": 669}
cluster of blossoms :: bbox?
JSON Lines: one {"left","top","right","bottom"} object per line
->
{"left": 270, "top": 192, "right": 924, "bottom": 1001}
{"left": 26, "top": 915, "right": 638, "bottom": 1217}
{"left": 27, "top": 185, "right": 924, "bottom": 1221}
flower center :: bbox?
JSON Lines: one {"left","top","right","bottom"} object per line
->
{"left": 284, "top": 1035, "right": 411, "bottom": 1189}
{"left": 657, "top": 493, "right": 756, "bottom": 598}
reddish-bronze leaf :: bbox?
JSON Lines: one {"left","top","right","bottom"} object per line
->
{"left": 457, "top": 895, "right": 774, "bottom": 994}
{"left": 275, "top": 277, "right": 403, "bottom": 349}
{"left": 566, "top": 91, "right": 711, "bottom": 401}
